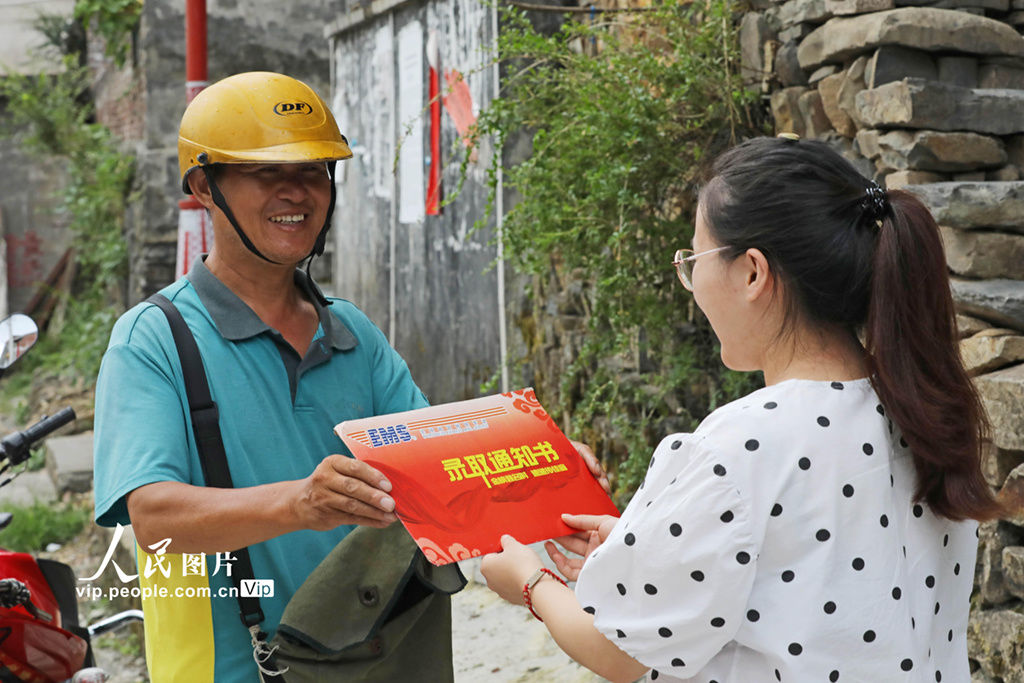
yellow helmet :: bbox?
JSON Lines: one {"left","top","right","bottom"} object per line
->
{"left": 178, "top": 71, "right": 352, "bottom": 194}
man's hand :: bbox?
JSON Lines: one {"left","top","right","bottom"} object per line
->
{"left": 291, "top": 454, "right": 399, "bottom": 530}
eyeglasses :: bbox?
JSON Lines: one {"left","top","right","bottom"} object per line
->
{"left": 672, "top": 246, "right": 729, "bottom": 291}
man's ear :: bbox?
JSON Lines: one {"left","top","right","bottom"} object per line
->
{"left": 186, "top": 169, "right": 216, "bottom": 211}
{"left": 744, "top": 248, "right": 774, "bottom": 303}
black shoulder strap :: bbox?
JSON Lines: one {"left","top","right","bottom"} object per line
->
{"left": 146, "top": 293, "right": 266, "bottom": 629}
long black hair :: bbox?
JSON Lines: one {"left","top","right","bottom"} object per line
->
{"left": 698, "top": 137, "right": 1000, "bottom": 522}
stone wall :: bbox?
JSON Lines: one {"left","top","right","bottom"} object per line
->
{"left": 742, "top": 2, "right": 1024, "bottom": 678}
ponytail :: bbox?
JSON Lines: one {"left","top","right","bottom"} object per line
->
{"left": 864, "top": 190, "right": 1003, "bottom": 521}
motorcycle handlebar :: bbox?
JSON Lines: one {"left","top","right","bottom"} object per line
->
{"left": 0, "top": 407, "right": 76, "bottom": 466}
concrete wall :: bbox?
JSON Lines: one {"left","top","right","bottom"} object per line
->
{"left": 328, "top": 0, "right": 505, "bottom": 403}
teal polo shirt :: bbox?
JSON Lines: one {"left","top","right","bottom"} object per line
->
{"left": 93, "top": 259, "right": 428, "bottom": 683}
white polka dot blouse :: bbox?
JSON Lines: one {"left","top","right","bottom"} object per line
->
{"left": 575, "top": 378, "right": 976, "bottom": 683}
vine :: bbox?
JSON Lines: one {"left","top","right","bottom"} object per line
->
{"left": 74, "top": 0, "right": 142, "bottom": 67}
{"left": 466, "top": 0, "right": 768, "bottom": 502}
{"left": 1, "top": 46, "right": 133, "bottom": 393}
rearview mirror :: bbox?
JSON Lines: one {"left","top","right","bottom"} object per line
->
{"left": 0, "top": 314, "right": 39, "bottom": 370}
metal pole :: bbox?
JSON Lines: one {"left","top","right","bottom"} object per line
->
{"left": 176, "top": 0, "right": 210, "bottom": 280}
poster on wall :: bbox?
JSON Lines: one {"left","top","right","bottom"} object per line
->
{"left": 397, "top": 20, "right": 425, "bottom": 224}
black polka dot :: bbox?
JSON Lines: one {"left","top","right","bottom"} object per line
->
{"left": 764, "top": 401, "right": 778, "bottom": 409}
{"left": 842, "top": 484, "right": 854, "bottom": 497}
{"left": 954, "top": 563, "right": 960, "bottom": 576}
{"left": 781, "top": 570, "right": 795, "bottom": 582}
{"left": 943, "top": 534, "right": 949, "bottom": 547}
{"left": 713, "top": 464, "right": 727, "bottom": 476}
{"left": 863, "top": 630, "right": 875, "bottom": 642}
{"left": 747, "top": 609, "right": 760, "bottom": 622}
{"left": 876, "top": 404, "right": 885, "bottom": 415}
{"left": 670, "top": 523, "right": 682, "bottom": 537}
{"left": 745, "top": 439, "right": 759, "bottom": 451}
{"left": 936, "top": 672, "right": 942, "bottom": 682}
{"left": 892, "top": 587, "right": 902, "bottom": 600}
{"left": 583, "top": 606, "right": 596, "bottom": 614}
{"left": 901, "top": 659, "right": 913, "bottom": 672}
{"left": 644, "top": 584, "right": 658, "bottom": 595}
{"left": 831, "top": 381, "right": 844, "bottom": 390}
{"left": 890, "top": 474, "right": 894, "bottom": 487}
{"left": 710, "top": 617, "right": 725, "bottom": 628}
{"left": 671, "top": 440, "right": 682, "bottom": 449}
{"left": 947, "top": 629, "right": 952, "bottom": 642}
{"left": 880, "top": 514, "right": 889, "bottom": 528}
{"left": 911, "top": 618, "right": 916, "bottom": 629}
{"left": 852, "top": 557, "right": 865, "bottom": 570}
{"left": 823, "top": 601, "right": 836, "bottom": 614}
{"left": 830, "top": 671, "right": 840, "bottom": 682}
{"left": 651, "top": 671, "right": 659, "bottom": 680}
{"left": 671, "top": 658, "right": 684, "bottom": 667}
{"left": 925, "top": 575, "right": 935, "bottom": 588}
{"left": 816, "top": 529, "right": 831, "bottom": 542}
{"left": 788, "top": 642, "right": 802, "bottom": 656}
{"left": 771, "top": 503, "right": 783, "bottom": 516}
{"left": 616, "top": 629, "right": 626, "bottom": 638}
{"left": 720, "top": 510, "right": 734, "bottom": 523}
{"left": 902, "top": 545, "right": 907, "bottom": 557}
{"left": 616, "top": 583, "right": 626, "bottom": 596}
{"left": 817, "top": 416, "right": 830, "bottom": 427}
{"left": 691, "top": 570, "right": 704, "bottom": 582}
{"left": 913, "top": 504, "right": 923, "bottom": 518}
{"left": 934, "top": 602, "right": 940, "bottom": 614}
{"left": 658, "top": 627, "right": 672, "bottom": 638}
{"left": 900, "top": 436, "right": 908, "bottom": 448}
{"left": 624, "top": 533, "right": 635, "bottom": 546}
{"left": 736, "top": 551, "right": 751, "bottom": 564}
{"left": 798, "top": 457, "right": 811, "bottom": 470}
{"left": 775, "top": 670, "right": 781, "bottom": 681}
{"left": 862, "top": 443, "right": 874, "bottom": 455}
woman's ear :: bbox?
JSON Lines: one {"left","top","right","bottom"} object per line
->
{"left": 744, "top": 248, "right": 774, "bottom": 303}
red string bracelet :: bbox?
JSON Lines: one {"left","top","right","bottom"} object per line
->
{"left": 522, "top": 568, "right": 567, "bottom": 621}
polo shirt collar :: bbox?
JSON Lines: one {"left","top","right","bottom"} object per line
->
{"left": 186, "top": 257, "right": 357, "bottom": 351}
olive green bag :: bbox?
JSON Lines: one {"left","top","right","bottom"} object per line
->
{"left": 267, "top": 522, "right": 466, "bottom": 683}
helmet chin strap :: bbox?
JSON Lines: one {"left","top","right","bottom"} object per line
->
{"left": 303, "top": 161, "right": 337, "bottom": 308}
{"left": 202, "top": 166, "right": 284, "bottom": 265}
{"left": 202, "top": 162, "right": 338, "bottom": 281}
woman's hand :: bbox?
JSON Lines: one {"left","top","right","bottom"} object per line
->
{"left": 480, "top": 535, "right": 544, "bottom": 605}
{"left": 571, "top": 440, "right": 610, "bottom": 495}
{"left": 547, "top": 513, "right": 619, "bottom": 581}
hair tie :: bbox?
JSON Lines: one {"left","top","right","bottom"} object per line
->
{"left": 862, "top": 181, "right": 890, "bottom": 228}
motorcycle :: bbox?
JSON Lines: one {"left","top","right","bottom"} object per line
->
{"left": 0, "top": 314, "right": 142, "bottom": 683}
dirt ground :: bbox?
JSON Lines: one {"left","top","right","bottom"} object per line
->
{"left": 45, "top": 528, "right": 609, "bottom": 683}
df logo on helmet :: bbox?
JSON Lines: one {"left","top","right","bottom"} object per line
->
{"left": 274, "top": 101, "right": 312, "bottom": 116}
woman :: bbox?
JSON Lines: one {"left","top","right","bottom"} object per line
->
{"left": 480, "top": 136, "right": 1001, "bottom": 683}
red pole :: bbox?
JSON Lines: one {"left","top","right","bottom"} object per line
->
{"left": 177, "top": 0, "right": 209, "bottom": 279}
{"left": 185, "top": 0, "right": 207, "bottom": 104}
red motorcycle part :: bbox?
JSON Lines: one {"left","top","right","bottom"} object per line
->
{"left": 0, "top": 551, "right": 87, "bottom": 682}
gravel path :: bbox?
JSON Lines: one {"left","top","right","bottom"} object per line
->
{"left": 453, "top": 553, "right": 611, "bottom": 683}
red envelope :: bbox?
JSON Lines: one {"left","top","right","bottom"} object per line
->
{"left": 335, "top": 388, "right": 620, "bottom": 565}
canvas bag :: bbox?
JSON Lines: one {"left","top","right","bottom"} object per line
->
{"left": 147, "top": 293, "right": 466, "bottom": 682}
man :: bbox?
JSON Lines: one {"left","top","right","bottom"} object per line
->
{"left": 93, "top": 71, "right": 452, "bottom": 682}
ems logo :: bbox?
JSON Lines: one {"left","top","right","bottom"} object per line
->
{"left": 368, "top": 425, "right": 415, "bottom": 447}
{"left": 274, "top": 101, "right": 312, "bottom": 116}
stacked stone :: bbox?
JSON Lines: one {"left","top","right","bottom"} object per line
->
{"left": 742, "top": 2, "right": 1024, "bottom": 679}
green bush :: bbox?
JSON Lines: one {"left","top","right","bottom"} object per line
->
{"left": 467, "top": 0, "right": 768, "bottom": 502}
{"left": 0, "top": 501, "right": 90, "bottom": 553}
